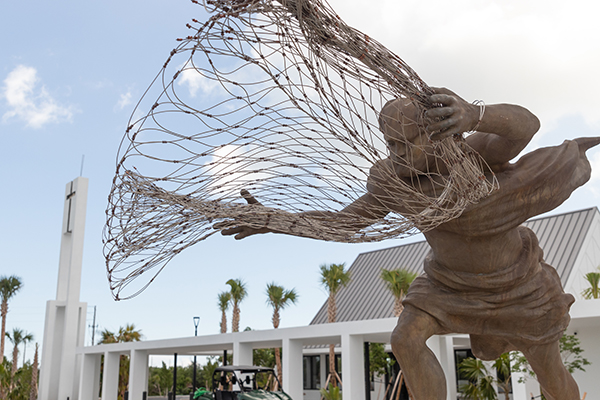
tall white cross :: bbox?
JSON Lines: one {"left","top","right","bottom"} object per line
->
{"left": 39, "top": 177, "right": 89, "bottom": 400}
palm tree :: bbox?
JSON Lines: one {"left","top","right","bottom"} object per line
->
{"left": 218, "top": 291, "right": 232, "bottom": 334}
{"left": 581, "top": 270, "right": 600, "bottom": 299}
{"left": 380, "top": 268, "right": 417, "bottom": 316}
{"left": 99, "top": 324, "right": 143, "bottom": 400}
{"left": 319, "top": 263, "right": 351, "bottom": 387}
{"left": 457, "top": 357, "right": 497, "bottom": 400}
{"left": 226, "top": 279, "right": 247, "bottom": 333}
{"left": 457, "top": 354, "right": 511, "bottom": 400}
{"left": 99, "top": 329, "right": 118, "bottom": 344}
{"left": 21, "top": 330, "right": 34, "bottom": 366}
{"left": 117, "top": 323, "right": 143, "bottom": 342}
{"left": 266, "top": 283, "right": 298, "bottom": 386}
{"left": 6, "top": 328, "right": 31, "bottom": 392}
{"left": 1, "top": 275, "right": 23, "bottom": 360}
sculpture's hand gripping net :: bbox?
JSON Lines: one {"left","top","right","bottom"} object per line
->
{"left": 104, "top": 0, "right": 497, "bottom": 299}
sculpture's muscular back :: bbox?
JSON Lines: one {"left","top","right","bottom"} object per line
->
{"left": 429, "top": 140, "right": 591, "bottom": 273}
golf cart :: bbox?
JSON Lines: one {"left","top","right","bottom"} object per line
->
{"left": 194, "top": 365, "right": 293, "bottom": 400}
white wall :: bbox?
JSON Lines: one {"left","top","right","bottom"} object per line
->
{"left": 566, "top": 211, "right": 600, "bottom": 300}
{"left": 304, "top": 389, "right": 321, "bottom": 400}
{"left": 570, "top": 325, "right": 600, "bottom": 399}
{"left": 567, "top": 298, "right": 600, "bottom": 398}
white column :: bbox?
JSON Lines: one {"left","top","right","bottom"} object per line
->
{"left": 282, "top": 338, "right": 303, "bottom": 399}
{"left": 320, "top": 354, "right": 327, "bottom": 389}
{"left": 58, "top": 301, "right": 87, "bottom": 400}
{"left": 437, "top": 336, "right": 457, "bottom": 400}
{"left": 79, "top": 353, "right": 101, "bottom": 400}
{"left": 423, "top": 336, "right": 446, "bottom": 399}
{"left": 129, "top": 350, "right": 149, "bottom": 400}
{"left": 39, "top": 302, "right": 62, "bottom": 400}
{"left": 233, "top": 341, "right": 253, "bottom": 365}
{"left": 102, "top": 352, "right": 120, "bottom": 400}
{"left": 512, "top": 371, "right": 540, "bottom": 400}
{"left": 511, "top": 371, "right": 527, "bottom": 400}
{"left": 341, "top": 334, "right": 365, "bottom": 400}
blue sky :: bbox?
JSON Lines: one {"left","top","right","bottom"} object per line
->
{"left": 2, "top": 0, "right": 600, "bottom": 366}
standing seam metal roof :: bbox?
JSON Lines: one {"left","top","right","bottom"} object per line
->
{"left": 310, "top": 207, "right": 599, "bottom": 325}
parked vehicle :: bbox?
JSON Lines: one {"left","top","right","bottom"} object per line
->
{"left": 194, "top": 365, "right": 293, "bottom": 400}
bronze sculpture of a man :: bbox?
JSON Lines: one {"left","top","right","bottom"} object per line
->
{"left": 220, "top": 87, "right": 598, "bottom": 399}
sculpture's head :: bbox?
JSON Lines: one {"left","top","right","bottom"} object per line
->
{"left": 379, "top": 98, "right": 435, "bottom": 177}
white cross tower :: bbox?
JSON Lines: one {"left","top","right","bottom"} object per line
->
{"left": 39, "top": 177, "right": 89, "bottom": 400}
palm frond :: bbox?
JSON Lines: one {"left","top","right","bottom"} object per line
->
{"left": 320, "top": 263, "right": 351, "bottom": 294}
{"left": 581, "top": 271, "right": 600, "bottom": 299}
{"left": 380, "top": 268, "right": 417, "bottom": 298}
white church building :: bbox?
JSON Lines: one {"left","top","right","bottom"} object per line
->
{"left": 40, "top": 177, "right": 600, "bottom": 400}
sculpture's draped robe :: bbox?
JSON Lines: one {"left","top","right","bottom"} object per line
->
{"left": 404, "top": 139, "right": 591, "bottom": 359}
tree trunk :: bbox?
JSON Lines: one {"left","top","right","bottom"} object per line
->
{"left": 394, "top": 289, "right": 405, "bottom": 316}
{"left": 327, "top": 292, "right": 337, "bottom": 387}
{"left": 11, "top": 342, "right": 19, "bottom": 391}
{"left": 30, "top": 344, "right": 39, "bottom": 400}
{"left": 275, "top": 347, "right": 283, "bottom": 387}
{"left": 329, "top": 344, "right": 337, "bottom": 387}
{"left": 232, "top": 304, "right": 240, "bottom": 332}
{"left": 393, "top": 297, "right": 403, "bottom": 317}
{"left": 272, "top": 309, "right": 280, "bottom": 329}
{"left": 1, "top": 300, "right": 7, "bottom": 361}
{"left": 327, "top": 293, "right": 336, "bottom": 324}
{"left": 221, "top": 311, "right": 227, "bottom": 334}
{"left": 273, "top": 308, "right": 281, "bottom": 386}
{"left": 118, "top": 355, "right": 130, "bottom": 400}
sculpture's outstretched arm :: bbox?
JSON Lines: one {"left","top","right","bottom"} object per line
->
{"left": 216, "top": 190, "right": 387, "bottom": 240}
{"left": 574, "top": 136, "right": 600, "bottom": 153}
{"left": 425, "top": 87, "right": 540, "bottom": 169}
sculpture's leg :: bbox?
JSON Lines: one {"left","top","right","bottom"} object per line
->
{"left": 522, "top": 341, "right": 580, "bottom": 400}
{"left": 391, "top": 305, "right": 446, "bottom": 400}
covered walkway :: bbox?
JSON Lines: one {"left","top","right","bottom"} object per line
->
{"left": 77, "top": 317, "right": 457, "bottom": 400}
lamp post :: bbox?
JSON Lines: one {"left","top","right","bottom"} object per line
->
{"left": 193, "top": 316, "right": 200, "bottom": 394}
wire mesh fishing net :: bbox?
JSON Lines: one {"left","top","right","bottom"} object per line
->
{"left": 104, "top": 0, "right": 498, "bottom": 299}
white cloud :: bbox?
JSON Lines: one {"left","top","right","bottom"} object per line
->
{"left": 1, "top": 65, "right": 74, "bottom": 129}
{"left": 328, "top": 0, "right": 600, "bottom": 135}
{"left": 117, "top": 91, "right": 133, "bottom": 110}
{"left": 177, "top": 65, "right": 219, "bottom": 97}
{"left": 587, "top": 151, "right": 600, "bottom": 198}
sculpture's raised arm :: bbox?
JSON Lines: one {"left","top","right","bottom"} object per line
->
{"left": 425, "top": 87, "right": 540, "bottom": 169}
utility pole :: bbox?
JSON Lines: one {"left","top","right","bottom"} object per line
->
{"left": 193, "top": 317, "right": 200, "bottom": 394}
{"left": 89, "top": 306, "right": 98, "bottom": 346}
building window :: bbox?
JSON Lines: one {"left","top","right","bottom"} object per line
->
{"left": 454, "top": 348, "right": 475, "bottom": 392}
{"left": 303, "top": 355, "right": 321, "bottom": 389}
{"left": 454, "top": 349, "right": 512, "bottom": 396}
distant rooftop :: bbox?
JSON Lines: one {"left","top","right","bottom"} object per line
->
{"left": 310, "top": 207, "right": 599, "bottom": 324}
